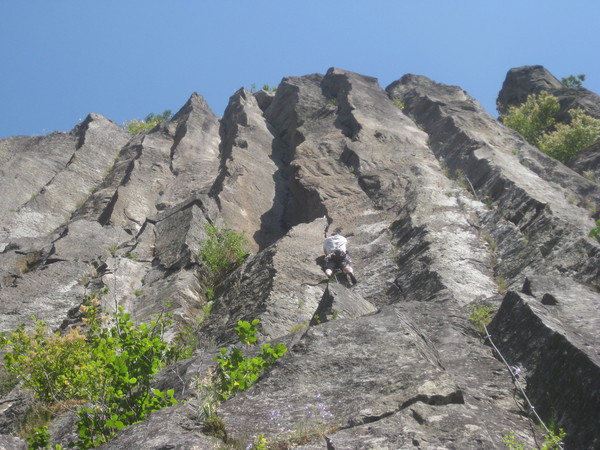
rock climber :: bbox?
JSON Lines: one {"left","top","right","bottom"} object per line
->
{"left": 323, "top": 232, "right": 357, "bottom": 285}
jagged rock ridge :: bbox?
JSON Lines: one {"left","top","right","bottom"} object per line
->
{"left": 0, "top": 66, "right": 599, "bottom": 449}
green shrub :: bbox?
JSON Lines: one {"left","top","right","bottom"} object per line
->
{"left": 125, "top": 110, "right": 172, "bottom": 134}
{"left": 198, "top": 223, "right": 248, "bottom": 293}
{"left": 467, "top": 304, "right": 496, "bottom": 335}
{"left": 0, "top": 292, "right": 180, "bottom": 448}
{"left": 502, "top": 91, "right": 600, "bottom": 163}
{"left": 495, "top": 275, "right": 508, "bottom": 293}
{"left": 538, "top": 108, "right": 600, "bottom": 163}
{"left": 262, "top": 84, "right": 277, "bottom": 92}
{"left": 28, "top": 425, "right": 64, "bottom": 450}
{"left": 202, "top": 415, "right": 227, "bottom": 441}
{"left": 503, "top": 425, "right": 566, "bottom": 450}
{"left": 583, "top": 170, "right": 597, "bottom": 183}
{"left": 502, "top": 91, "right": 559, "bottom": 148}
{"left": 542, "top": 426, "right": 567, "bottom": 449}
{"left": 502, "top": 431, "right": 525, "bottom": 450}
{"left": 214, "top": 319, "right": 287, "bottom": 400}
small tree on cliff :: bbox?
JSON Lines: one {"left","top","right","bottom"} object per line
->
{"left": 198, "top": 222, "right": 248, "bottom": 298}
{"left": 502, "top": 91, "right": 559, "bottom": 148}
{"left": 561, "top": 74, "right": 585, "bottom": 88}
{"left": 502, "top": 91, "right": 600, "bottom": 163}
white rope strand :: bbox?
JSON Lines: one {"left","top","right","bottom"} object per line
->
{"left": 483, "top": 324, "right": 564, "bottom": 450}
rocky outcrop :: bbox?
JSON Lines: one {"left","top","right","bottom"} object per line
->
{"left": 496, "top": 65, "right": 564, "bottom": 116}
{"left": 496, "top": 65, "right": 600, "bottom": 121}
{"left": 0, "top": 114, "right": 130, "bottom": 239}
{"left": 496, "top": 65, "right": 600, "bottom": 179}
{"left": 389, "top": 72, "right": 600, "bottom": 449}
{"left": 489, "top": 278, "right": 600, "bottom": 450}
{"left": 0, "top": 67, "right": 598, "bottom": 449}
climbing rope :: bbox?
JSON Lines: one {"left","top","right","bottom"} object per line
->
{"left": 113, "top": 255, "right": 120, "bottom": 313}
{"left": 483, "top": 324, "right": 564, "bottom": 450}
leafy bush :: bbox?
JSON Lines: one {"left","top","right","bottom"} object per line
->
{"left": 503, "top": 426, "right": 566, "bottom": 450}
{"left": 503, "top": 431, "right": 525, "bottom": 450}
{"left": 1, "top": 320, "right": 92, "bottom": 404}
{"left": 214, "top": 319, "right": 287, "bottom": 400}
{"left": 542, "top": 426, "right": 567, "bottom": 449}
{"left": 502, "top": 91, "right": 600, "bottom": 163}
{"left": 538, "top": 108, "right": 600, "bottom": 163}
{"left": 198, "top": 223, "right": 248, "bottom": 294}
{"left": 28, "top": 425, "right": 63, "bottom": 449}
{"left": 467, "top": 304, "right": 496, "bottom": 335}
{"left": 125, "top": 109, "right": 172, "bottom": 134}
{"left": 502, "top": 91, "right": 559, "bottom": 148}
{"left": 0, "top": 292, "right": 180, "bottom": 448}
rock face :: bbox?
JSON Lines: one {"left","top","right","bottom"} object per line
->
{"left": 0, "top": 67, "right": 599, "bottom": 449}
{"left": 497, "top": 65, "right": 600, "bottom": 121}
{"left": 570, "top": 140, "right": 600, "bottom": 181}
{"left": 497, "top": 65, "right": 600, "bottom": 178}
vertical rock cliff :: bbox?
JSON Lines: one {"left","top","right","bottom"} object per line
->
{"left": 0, "top": 66, "right": 598, "bottom": 449}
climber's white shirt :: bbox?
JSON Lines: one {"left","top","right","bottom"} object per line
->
{"left": 323, "top": 234, "right": 347, "bottom": 254}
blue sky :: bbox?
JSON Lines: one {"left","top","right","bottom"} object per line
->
{"left": 1, "top": 1, "right": 599, "bottom": 138}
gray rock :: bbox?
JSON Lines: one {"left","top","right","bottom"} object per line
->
{"left": 213, "top": 88, "right": 284, "bottom": 251}
{"left": 253, "top": 88, "right": 275, "bottom": 112}
{"left": 0, "top": 114, "right": 130, "bottom": 239}
{"left": 489, "top": 284, "right": 600, "bottom": 450}
{"left": 569, "top": 139, "right": 600, "bottom": 181}
{"left": 390, "top": 71, "right": 600, "bottom": 449}
{"left": 388, "top": 73, "right": 600, "bottom": 287}
{"left": 159, "top": 93, "right": 221, "bottom": 209}
{"left": 1, "top": 66, "right": 599, "bottom": 449}
{"left": 496, "top": 65, "right": 564, "bottom": 116}
{"left": 0, "top": 435, "right": 27, "bottom": 450}
{"left": 219, "top": 309, "right": 531, "bottom": 449}
{"left": 310, "top": 282, "right": 378, "bottom": 325}
{"left": 497, "top": 64, "right": 600, "bottom": 122}
{"left": 98, "top": 402, "right": 222, "bottom": 450}
{"left": 0, "top": 389, "right": 32, "bottom": 436}
{"left": 203, "top": 218, "right": 329, "bottom": 346}
{"left": 0, "top": 255, "right": 89, "bottom": 332}
{"left": 151, "top": 196, "right": 215, "bottom": 271}
{"left": 0, "top": 133, "right": 77, "bottom": 230}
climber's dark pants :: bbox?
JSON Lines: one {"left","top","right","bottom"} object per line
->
{"left": 325, "top": 253, "right": 352, "bottom": 272}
